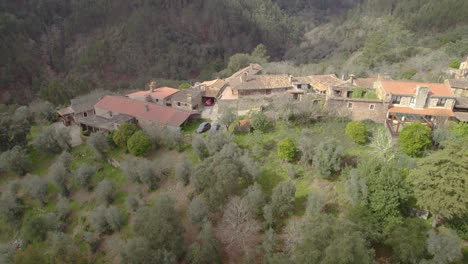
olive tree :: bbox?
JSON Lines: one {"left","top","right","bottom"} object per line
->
{"left": 75, "top": 164, "right": 97, "bottom": 190}
{"left": 0, "top": 146, "right": 31, "bottom": 176}
{"left": 312, "top": 139, "right": 343, "bottom": 178}
{"left": 33, "top": 126, "right": 71, "bottom": 154}
{"left": 87, "top": 131, "right": 109, "bottom": 159}
{"left": 24, "top": 175, "right": 49, "bottom": 203}
{"left": 188, "top": 196, "right": 209, "bottom": 225}
{"left": 95, "top": 179, "right": 115, "bottom": 205}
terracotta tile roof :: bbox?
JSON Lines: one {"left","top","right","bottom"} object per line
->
{"left": 226, "top": 64, "right": 262, "bottom": 87}
{"left": 447, "top": 78, "right": 468, "bottom": 89}
{"left": 388, "top": 106, "right": 454, "bottom": 117}
{"left": 294, "top": 74, "right": 345, "bottom": 91}
{"left": 95, "top": 96, "right": 192, "bottom": 127}
{"left": 379, "top": 80, "right": 454, "bottom": 97}
{"left": 127, "top": 87, "right": 180, "bottom": 99}
{"left": 234, "top": 75, "right": 292, "bottom": 90}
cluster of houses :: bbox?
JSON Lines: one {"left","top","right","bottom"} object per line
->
{"left": 58, "top": 57, "right": 468, "bottom": 137}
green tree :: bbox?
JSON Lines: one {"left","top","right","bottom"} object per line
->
{"left": 277, "top": 138, "right": 296, "bottom": 162}
{"left": 87, "top": 131, "right": 109, "bottom": 159}
{"left": 312, "top": 139, "right": 343, "bottom": 177}
{"left": 75, "top": 164, "right": 97, "bottom": 191}
{"left": 426, "top": 227, "right": 463, "bottom": 264}
{"left": 290, "top": 215, "right": 374, "bottom": 264}
{"left": 269, "top": 181, "right": 296, "bottom": 227}
{"left": 399, "top": 122, "right": 432, "bottom": 157}
{"left": 95, "top": 179, "right": 115, "bottom": 205}
{"left": 449, "top": 59, "right": 461, "bottom": 69}
{"left": 0, "top": 146, "right": 31, "bottom": 176}
{"left": 188, "top": 196, "right": 209, "bottom": 225}
{"left": 134, "top": 195, "right": 185, "bottom": 259}
{"left": 188, "top": 220, "right": 222, "bottom": 264}
{"left": 178, "top": 83, "right": 191, "bottom": 89}
{"left": 345, "top": 121, "right": 369, "bottom": 144}
{"left": 112, "top": 123, "right": 138, "bottom": 150}
{"left": 385, "top": 218, "right": 429, "bottom": 264}
{"left": 33, "top": 126, "right": 71, "bottom": 154}
{"left": 409, "top": 138, "right": 468, "bottom": 227}
{"left": 451, "top": 121, "right": 468, "bottom": 137}
{"left": 305, "top": 191, "right": 326, "bottom": 216}
{"left": 244, "top": 183, "right": 266, "bottom": 217}
{"left": 219, "top": 108, "right": 236, "bottom": 131}
{"left": 24, "top": 175, "right": 49, "bottom": 203}
{"left": 175, "top": 156, "right": 191, "bottom": 185}
{"left": 127, "top": 131, "right": 153, "bottom": 156}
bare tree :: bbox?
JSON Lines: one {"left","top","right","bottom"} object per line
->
{"left": 218, "top": 196, "right": 261, "bottom": 257}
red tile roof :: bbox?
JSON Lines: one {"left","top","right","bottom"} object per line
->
{"left": 380, "top": 80, "right": 454, "bottom": 97}
{"left": 95, "top": 96, "right": 192, "bottom": 127}
{"left": 388, "top": 106, "right": 454, "bottom": 117}
{"left": 127, "top": 87, "right": 179, "bottom": 99}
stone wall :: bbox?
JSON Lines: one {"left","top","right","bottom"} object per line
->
{"left": 326, "top": 97, "right": 388, "bottom": 123}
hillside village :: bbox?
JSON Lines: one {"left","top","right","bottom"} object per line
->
{"left": 58, "top": 57, "right": 468, "bottom": 138}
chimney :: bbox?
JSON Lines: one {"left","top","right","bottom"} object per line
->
{"left": 289, "top": 75, "right": 293, "bottom": 84}
{"left": 414, "top": 86, "right": 429, "bottom": 109}
{"left": 187, "top": 94, "right": 192, "bottom": 104}
{"left": 144, "top": 104, "right": 150, "bottom": 112}
{"left": 349, "top": 74, "right": 355, "bottom": 85}
{"left": 149, "top": 81, "right": 157, "bottom": 92}
{"left": 240, "top": 72, "right": 248, "bottom": 83}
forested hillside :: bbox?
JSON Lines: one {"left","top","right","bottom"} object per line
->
{"left": 1, "top": 0, "right": 468, "bottom": 105}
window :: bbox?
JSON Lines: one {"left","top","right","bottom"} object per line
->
{"left": 347, "top": 102, "right": 353, "bottom": 109}
{"left": 392, "top": 96, "right": 402, "bottom": 104}
{"left": 83, "top": 112, "right": 88, "bottom": 117}
{"left": 369, "top": 104, "right": 375, "bottom": 110}
{"left": 266, "top": 89, "right": 272, "bottom": 95}
{"left": 177, "top": 102, "right": 181, "bottom": 106}
{"left": 410, "top": 97, "right": 415, "bottom": 104}
{"left": 437, "top": 98, "right": 447, "bottom": 107}
{"left": 347, "top": 91, "right": 353, "bottom": 98}
{"left": 108, "top": 111, "right": 113, "bottom": 117}
{"left": 155, "top": 98, "right": 159, "bottom": 102}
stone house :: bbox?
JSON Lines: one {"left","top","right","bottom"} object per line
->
{"left": 192, "top": 79, "right": 226, "bottom": 106}
{"left": 77, "top": 95, "right": 196, "bottom": 132}
{"left": 326, "top": 82, "right": 388, "bottom": 123}
{"left": 57, "top": 96, "right": 100, "bottom": 126}
{"left": 170, "top": 88, "right": 203, "bottom": 112}
{"left": 375, "top": 80, "right": 456, "bottom": 136}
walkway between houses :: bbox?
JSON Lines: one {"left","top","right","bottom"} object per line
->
{"left": 201, "top": 104, "right": 219, "bottom": 122}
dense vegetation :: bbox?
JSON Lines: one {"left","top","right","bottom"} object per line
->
{"left": 2, "top": 0, "right": 467, "bottom": 105}
{"left": 0, "top": 99, "right": 467, "bottom": 263}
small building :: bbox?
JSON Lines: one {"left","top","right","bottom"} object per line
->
{"left": 57, "top": 95, "right": 101, "bottom": 125}
{"left": 193, "top": 79, "right": 227, "bottom": 106}
{"left": 293, "top": 74, "right": 346, "bottom": 94}
{"left": 445, "top": 78, "right": 468, "bottom": 97}
{"left": 232, "top": 74, "right": 293, "bottom": 97}
{"left": 453, "top": 97, "right": 468, "bottom": 122}
{"left": 127, "top": 82, "right": 180, "bottom": 106}
{"left": 171, "top": 88, "right": 203, "bottom": 112}
{"left": 326, "top": 82, "right": 388, "bottom": 123}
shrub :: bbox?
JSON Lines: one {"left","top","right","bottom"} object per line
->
{"left": 251, "top": 112, "right": 271, "bottom": 132}
{"left": 452, "top": 122, "right": 468, "bottom": 137}
{"left": 399, "top": 123, "right": 432, "bottom": 157}
{"left": 449, "top": 59, "right": 461, "bottom": 69}
{"left": 126, "top": 196, "right": 139, "bottom": 212}
{"left": 188, "top": 196, "right": 209, "bottom": 225}
{"left": 313, "top": 139, "right": 344, "bottom": 177}
{"left": 127, "top": 131, "right": 153, "bottom": 156}
{"left": 178, "top": 83, "right": 191, "bottom": 89}
{"left": 0, "top": 146, "right": 31, "bottom": 176}
{"left": 277, "top": 138, "right": 296, "bottom": 162}
{"left": 175, "top": 157, "right": 192, "bottom": 185}
{"left": 24, "top": 175, "right": 49, "bottom": 203}
{"left": 87, "top": 132, "right": 109, "bottom": 158}
{"left": 33, "top": 126, "right": 71, "bottom": 154}
{"left": 345, "top": 121, "right": 369, "bottom": 144}
{"left": 95, "top": 179, "right": 115, "bottom": 205}
{"left": 112, "top": 123, "right": 138, "bottom": 149}
{"left": 75, "top": 164, "right": 97, "bottom": 190}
